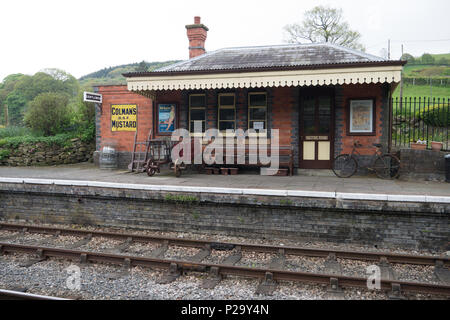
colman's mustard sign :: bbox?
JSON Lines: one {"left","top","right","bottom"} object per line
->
{"left": 111, "top": 104, "right": 137, "bottom": 131}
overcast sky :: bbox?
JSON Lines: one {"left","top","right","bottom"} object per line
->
{"left": 1, "top": 0, "right": 449, "bottom": 82}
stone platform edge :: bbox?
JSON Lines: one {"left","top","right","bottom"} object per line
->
{"left": 0, "top": 177, "right": 449, "bottom": 205}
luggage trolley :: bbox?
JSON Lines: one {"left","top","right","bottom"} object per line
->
{"left": 145, "top": 138, "right": 185, "bottom": 177}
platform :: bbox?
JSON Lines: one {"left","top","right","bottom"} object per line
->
{"left": 0, "top": 163, "right": 449, "bottom": 200}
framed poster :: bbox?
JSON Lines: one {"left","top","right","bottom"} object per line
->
{"left": 156, "top": 103, "right": 177, "bottom": 135}
{"left": 111, "top": 104, "right": 137, "bottom": 131}
{"left": 348, "top": 99, "right": 375, "bottom": 135}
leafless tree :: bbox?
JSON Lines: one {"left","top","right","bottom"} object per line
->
{"left": 284, "top": 6, "right": 365, "bottom": 51}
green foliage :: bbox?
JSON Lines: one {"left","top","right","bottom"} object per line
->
{"left": 401, "top": 53, "right": 415, "bottom": 63}
{"left": 24, "top": 92, "right": 70, "bottom": 136}
{"left": 135, "top": 61, "right": 149, "bottom": 72}
{"left": 421, "top": 53, "right": 435, "bottom": 64}
{"left": 0, "top": 69, "right": 79, "bottom": 126}
{"left": 0, "top": 132, "right": 76, "bottom": 148}
{"left": 415, "top": 105, "right": 450, "bottom": 127}
{"left": 5, "top": 91, "right": 27, "bottom": 125}
{"left": 0, "top": 126, "right": 33, "bottom": 138}
{"left": 78, "top": 60, "right": 181, "bottom": 87}
{"left": 0, "top": 149, "right": 10, "bottom": 161}
{"left": 164, "top": 194, "right": 199, "bottom": 203}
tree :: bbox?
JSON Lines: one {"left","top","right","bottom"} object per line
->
{"left": 421, "top": 53, "right": 435, "bottom": 64}
{"left": 135, "top": 60, "right": 149, "bottom": 72}
{"left": 24, "top": 92, "right": 70, "bottom": 136}
{"left": 283, "top": 6, "right": 365, "bottom": 51}
{"left": 401, "top": 53, "right": 415, "bottom": 64}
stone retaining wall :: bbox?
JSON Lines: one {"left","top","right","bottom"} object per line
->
{"left": 0, "top": 139, "right": 95, "bottom": 166}
{"left": 399, "top": 148, "right": 450, "bottom": 181}
{"left": 0, "top": 182, "right": 448, "bottom": 250}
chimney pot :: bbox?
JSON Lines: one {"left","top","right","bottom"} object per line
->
{"left": 194, "top": 16, "right": 201, "bottom": 24}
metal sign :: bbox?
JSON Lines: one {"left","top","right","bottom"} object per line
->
{"left": 83, "top": 92, "right": 102, "bottom": 103}
{"left": 111, "top": 104, "right": 137, "bottom": 131}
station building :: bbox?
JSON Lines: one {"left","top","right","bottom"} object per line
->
{"left": 94, "top": 17, "right": 405, "bottom": 171}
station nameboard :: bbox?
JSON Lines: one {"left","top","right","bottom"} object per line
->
{"left": 83, "top": 92, "right": 102, "bottom": 103}
{"left": 111, "top": 104, "right": 137, "bottom": 131}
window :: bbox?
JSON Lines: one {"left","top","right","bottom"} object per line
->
{"left": 189, "top": 94, "right": 206, "bottom": 134}
{"left": 218, "top": 93, "right": 235, "bottom": 133}
{"left": 248, "top": 92, "right": 267, "bottom": 134}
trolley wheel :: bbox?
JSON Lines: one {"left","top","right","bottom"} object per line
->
{"left": 146, "top": 159, "right": 157, "bottom": 176}
{"left": 332, "top": 154, "right": 357, "bottom": 178}
{"left": 373, "top": 154, "right": 400, "bottom": 179}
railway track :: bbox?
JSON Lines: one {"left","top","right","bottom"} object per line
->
{"left": 0, "top": 288, "right": 69, "bottom": 300}
{"left": 0, "top": 222, "right": 449, "bottom": 299}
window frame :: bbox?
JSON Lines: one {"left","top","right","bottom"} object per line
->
{"left": 189, "top": 93, "right": 206, "bottom": 136}
{"left": 217, "top": 93, "right": 236, "bottom": 136}
{"left": 248, "top": 92, "right": 268, "bottom": 136}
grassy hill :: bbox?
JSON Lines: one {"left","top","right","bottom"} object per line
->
{"left": 393, "top": 52, "right": 450, "bottom": 99}
{"left": 79, "top": 60, "right": 182, "bottom": 88}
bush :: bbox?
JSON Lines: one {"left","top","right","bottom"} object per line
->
{"left": 23, "top": 92, "right": 70, "bottom": 136}
{"left": 0, "top": 149, "right": 10, "bottom": 161}
{"left": 0, "top": 132, "right": 76, "bottom": 149}
{"left": 415, "top": 105, "right": 450, "bottom": 127}
{"left": 0, "top": 126, "right": 33, "bottom": 139}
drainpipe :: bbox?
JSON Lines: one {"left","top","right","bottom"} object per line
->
{"left": 388, "top": 84, "right": 393, "bottom": 153}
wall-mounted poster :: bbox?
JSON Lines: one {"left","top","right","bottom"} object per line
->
{"left": 348, "top": 99, "right": 375, "bottom": 135}
{"left": 111, "top": 104, "right": 137, "bottom": 131}
{"left": 157, "top": 103, "right": 177, "bottom": 134}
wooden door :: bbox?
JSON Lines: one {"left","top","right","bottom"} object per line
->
{"left": 299, "top": 88, "right": 334, "bottom": 169}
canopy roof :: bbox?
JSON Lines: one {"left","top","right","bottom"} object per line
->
{"left": 124, "top": 43, "right": 405, "bottom": 91}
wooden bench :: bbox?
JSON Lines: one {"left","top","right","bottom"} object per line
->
{"left": 203, "top": 143, "right": 294, "bottom": 176}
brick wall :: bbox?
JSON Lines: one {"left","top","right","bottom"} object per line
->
{"left": 0, "top": 183, "right": 448, "bottom": 250}
{"left": 399, "top": 148, "right": 450, "bottom": 181}
{"left": 96, "top": 85, "right": 153, "bottom": 152}
{"left": 335, "top": 83, "right": 390, "bottom": 172}
{"left": 95, "top": 84, "right": 390, "bottom": 170}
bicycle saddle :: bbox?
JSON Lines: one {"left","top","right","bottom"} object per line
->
{"left": 373, "top": 143, "right": 382, "bottom": 148}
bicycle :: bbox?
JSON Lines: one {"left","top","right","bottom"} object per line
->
{"left": 332, "top": 141, "right": 400, "bottom": 179}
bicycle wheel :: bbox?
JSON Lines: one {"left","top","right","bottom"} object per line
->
{"left": 332, "top": 154, "right": 357, "bottom": 178}
{"left": 373, "top": 154, "right": 400, "bottom": 179}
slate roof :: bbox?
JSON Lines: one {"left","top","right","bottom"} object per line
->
{"left": 124, "top": 43, "right": 404, "bottom": 77}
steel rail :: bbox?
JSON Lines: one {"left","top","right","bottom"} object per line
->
{"left": 0, "top": 222, "right": 447, "bottom": 267}
{"left": 0, "top": 288, "right": 69, "bottom": 300}
{"left": 0, "top": 242, "right": 449, "bottom": 296}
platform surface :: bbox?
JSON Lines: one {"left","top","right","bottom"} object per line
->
{"left": 0, "top": 163, "right": 448, "bottom": 201}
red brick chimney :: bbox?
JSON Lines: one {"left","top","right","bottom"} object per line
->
{"left": 185, "top": 16, "right": 208, "bottom": 59}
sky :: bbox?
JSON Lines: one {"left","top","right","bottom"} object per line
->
{"left": 0, "top": 0, "right": 449, "bottom": 82}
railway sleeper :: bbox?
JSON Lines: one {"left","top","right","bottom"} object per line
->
{"left": 221, "top": 246, "right": 242, "bottom": 266}
{"left": 0, "top": 227, "right": 28, "bottom": 241}
{"left": 187, "top": 245, "right": 211, "bottom": 263}
{"left": 323, "top": 253, "right": 342, "bottom": 275}
{"left": 324, "top": 277, "right": 345, "bottom": 300}
{"left": 106, "top": 258, "right": 132, "bottom": 280}
{"left": 157, "top": 262, "right": 181, "bottom": 284}
{"left": 268, "top": 249, "right": 286, "bottom": 270}
{"left": 202, "top": 266, "right": 222, "bottom": 289}
{"left": 434, "top": 260, "right": 450, "bottom": 284}
{"left": 378, "top": 257, "right": 397, "bottom": 280}
{"left": 150, "top": 240, "right": 169, "bottom": 258}
{"left": 111, "top": 237, "right": 133, "bottom": 254}
{"left": 388, "top": 283, "right": 407, "bottom": 300}
{"left": 19, "top": 249, "right": 47, "bottom": 268}
{"left": 65, "top": 234, "right": 92, "bottom": 249}
{"left": 255, "top": 272, "right": 277, "bottom": 295}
